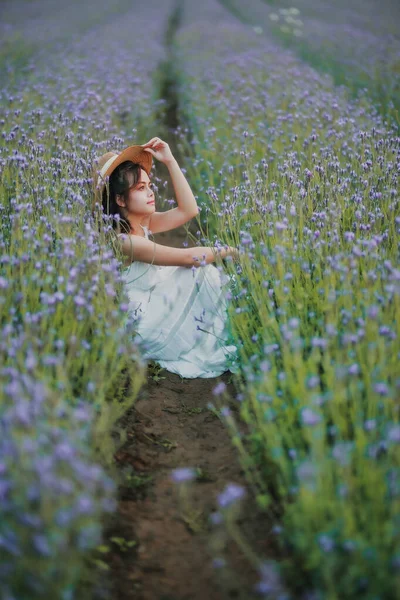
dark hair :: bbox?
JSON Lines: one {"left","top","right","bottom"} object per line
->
{"left": 102, "top": 161, "right": 145, "bottom": 234}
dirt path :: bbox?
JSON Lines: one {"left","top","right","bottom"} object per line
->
{"left": 103, "top": 369, "right": 277, "bottom": 600}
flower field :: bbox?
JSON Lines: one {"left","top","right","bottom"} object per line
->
{"left": 0, "top": 1, "right": 174, "bottom": 597}
{"left": 174, "top": 2, "right": 400, "bottom": 597}
{"left": 0, "top": 0, "right": 398, "bottom": 598}
{"left": 216, "top": 0, "right": 400, "bottom": 119}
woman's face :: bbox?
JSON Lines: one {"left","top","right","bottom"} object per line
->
{"left": 119, "top": 168, "right": 155, "bottom": 216}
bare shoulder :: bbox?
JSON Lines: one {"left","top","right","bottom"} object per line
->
{"left": 116, "top": 233, "right": 192, "bottom": 267}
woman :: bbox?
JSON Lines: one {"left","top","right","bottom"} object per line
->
{"left": 94, "top": 137, "right": 239, "bottom": 378}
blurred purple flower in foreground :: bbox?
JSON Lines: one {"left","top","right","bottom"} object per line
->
{"left": 217, "top": 483, "right": 246, "bottom": 508}
{"left": 171, "top": 467, "right": 196, "bottom": 483}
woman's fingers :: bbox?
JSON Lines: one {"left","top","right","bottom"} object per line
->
{"left": 142, "top": 137, "right": 163, "bottom": 147}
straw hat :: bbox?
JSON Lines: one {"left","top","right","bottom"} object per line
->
{"left": 92, "top": 145, "right": 153, "bottom": 211}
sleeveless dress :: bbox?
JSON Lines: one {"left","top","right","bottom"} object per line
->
{"left": 119, "top": 226, "right": 239, "bottom": 379}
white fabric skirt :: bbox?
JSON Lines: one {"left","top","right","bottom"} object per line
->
{"left": 121, "top": 260, "right": 239, "bottom": 379}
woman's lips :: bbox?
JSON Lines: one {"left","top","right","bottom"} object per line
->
{"left": 147, "top": 200, "right": 155, "bottom": 204}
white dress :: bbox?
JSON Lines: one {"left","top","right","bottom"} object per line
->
{"left": 119, "top": 226, "right": 239, "bottom": 379}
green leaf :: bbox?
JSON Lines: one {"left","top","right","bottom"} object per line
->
{"left": 110, "top": 536, "right": 125, "bottom": 545}
{"left": 92, "top": 559, "right": 110, "bottom": 571}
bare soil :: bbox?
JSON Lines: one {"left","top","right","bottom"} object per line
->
{"left": 104, "top": 369, "right": 278, "bottom": 600}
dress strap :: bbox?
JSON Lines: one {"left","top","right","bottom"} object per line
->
{"left": 116, "top": 227, "right": 149, "bottom": 239}
{"left": 140, "top": 224, "right": 149, "bottom": 239}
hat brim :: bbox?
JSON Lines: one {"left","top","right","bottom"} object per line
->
{"left": 102, "top": 145, "right": 153, "bottom": 180}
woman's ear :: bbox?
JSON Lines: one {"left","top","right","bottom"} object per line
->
{"left": 115, "top": 194, "right": 125, "bottom": 208}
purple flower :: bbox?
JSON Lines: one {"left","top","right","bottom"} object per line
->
{"left": 288, "top": 317, "right": 300, "bottom": 329}
{"left": 171, "top": 467, "right": 196, "bottom": 483}
{"left": 348, "top": 363, "right": 360, "bottom": 375}
{"left": 373, "top": 382, "right": 389, "bottom": 396}
{"left": 332, "top": 441, "right": 354, "bottom": 467}
{"left": 311, "top": 337, "right": 328, "bottom": 349}
{"left": 391, "top": 555, "right": 400, "bottom": 570}
{"left": 13, "top": 400, "right": 31, "bottom": 426}
{"left": 73, "top": 404, "right": 93, "bottom": 422}
{"left": 76, "top": 495, "right": 94, "bottom": 515}
{"left": 212, "top": 557, "right": 226, "bottom": 569}
{"left": 301, "top": 408, "right": 322, "bottom": 426}
{"left": 209, "top": 511, "right": 223, "bottom": 525}
{"left": 55, "top": 508, "right": 74, "bottom": 527}
{"left": 259, "top": 360, "right": 271, "bottom": 373}
{"left": 54, "top": 442, "right": 76, "bottom": 461}
{"left": 73, "top": 295, "right": 85, "bottom": 307}
{"left": 306, "top": 375, "right": 320, "bottom": 389}
{"left": 0, "top": 480, "right": 12, "bottom": 501}
{"left": 364, "top": 419, "right": 376, "bottom": 431}
{"left": 264, "top": 343, "right": 279, "bottom": 355}
{"left": 387, "top": 425, "right": 400, "bottom": 443}
{"left": 367, "top": 440, "right": 388, "bottom": 459}
{"left": 0, "top": 531, "right": 21, "bottom": 557}
{"left": 272, "top": 525, "right": 283, "bottom": 535}
{"left": 254, "top": 561, "right": 286, "bottom": 596}
{"left": 33, "top": 534, "right": 51, "bottom": 556}
{"left": 217, "top": 483, "right": 246, "bottom": 508}
{"left": 367, "top": 305, "right": 379, "bottom": 319}
{"left": 17, "top": 513, "right": 42, "bottom": 528}
{"left": 212, "top": 381, "right": 226, "bottom": 396}
{"left": 318, "top": 534, "right": 335, "bottom": 552}
{"left": 296, "top": 460, "right": 318, "bottom": 489}
{"left": 343, "top": 540, "right": 357, "bottom": 552}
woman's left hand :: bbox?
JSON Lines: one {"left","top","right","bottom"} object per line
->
{"left": 142, "top": 137, "right": 175, "bottom": 165}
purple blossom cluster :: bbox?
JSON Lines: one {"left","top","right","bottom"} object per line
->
{"left": 217, "top": 482, "right": 246, "bottom": 508}
{"left": 0, "top": 372, "right": 117, "bottom": 598}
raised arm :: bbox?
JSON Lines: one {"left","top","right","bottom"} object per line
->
{"left": 142, "top": 137, "right": 197, "bottom": 215}
{"left": 117, "top": 234, "right": 238, "bottom": 268}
